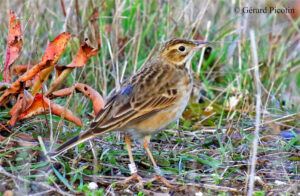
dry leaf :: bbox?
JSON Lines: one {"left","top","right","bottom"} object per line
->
{"left": 46, "top": 41, "right": 98, "bottom": 95}
{"left": 31, "top": 32, "right": 71, "bottom": 95}
{"left": 51, "top": 83, "right": 104, "bottom": 115}
{"left": 13, "top": 63, "right": 35, "bottom": 76}
{"left": 19, "top": 94, "right": 82, "bottom": 126}
{"left": 3, "top": 11, "right": 23, "bottom": 83}
{"left": 0, "top": 60, "right": 52, "bottom": 105}
{"left": 75, "top": 83, "right": 104, "bottom": 114}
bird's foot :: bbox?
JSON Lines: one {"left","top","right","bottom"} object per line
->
{"left": 122, "top": 172, "right": 144, "bottom": 184}
{"left": 116, "top": 163, "right": 144, "bottom": 188}
{"left": 147, "top": 174, "right": 174, "bottom": 188}
{"left": 116, "top": 172, "right": 144, "bottom": 189}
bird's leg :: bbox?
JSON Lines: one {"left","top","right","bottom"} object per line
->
{"left": 143, "top": 136, "right": 174, "bottom": 188}
{"left": 120, "top": 135, "right": 143, "bottom": 184}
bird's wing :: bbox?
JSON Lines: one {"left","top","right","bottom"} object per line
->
{"left": 90, "top": 65, "right": 179, "bottom": 134}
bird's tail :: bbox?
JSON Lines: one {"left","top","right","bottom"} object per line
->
{"left": 47, "top": 129, "right": 99, "bottom": 157}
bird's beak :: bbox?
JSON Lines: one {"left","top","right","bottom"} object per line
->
{"left": 194, "top": 41, "right": 210, "bottom": 50}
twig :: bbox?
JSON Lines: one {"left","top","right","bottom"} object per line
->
{"left": 38, "top": 136, "right": 51, "bottom": 162}
{"left": 28, "top": 190, "right": 52, "bottom": 196}
{"left": 0, "top": 122, "right": 11, "bottom": 132}
{"left": 179, "top": 182, "right": 240, "bottom": 193}
{"left": 248, "top": 29, "right": 261, "bottom": 196}
{"left": 197, "top": 20, "right": 211, "bottom": 75}
{"left": 60, "top": 0, "right": 66, "bottom": 17}
{"left": 63, "top": 0, "right": 74, "bottom": 32}
{"left": 243, "top": 112, "right": 300, "bottom": 131}
{"left": 0, "top": 166, "right": 73, "bottom": 196}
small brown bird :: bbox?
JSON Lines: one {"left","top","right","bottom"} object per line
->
{"left": 48, "top": 39, "right": 209, "bottom": 187}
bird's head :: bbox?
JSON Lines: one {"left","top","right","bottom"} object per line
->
{"left": 158, "top": 39, "right": 209, "bottom": 67}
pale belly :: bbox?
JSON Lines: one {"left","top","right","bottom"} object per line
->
{"left": 128, "top": 87, "right": 192, "bottom": 138}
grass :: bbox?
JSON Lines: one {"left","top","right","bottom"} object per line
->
{"left": 0, "top": 0, "right": 300, "bottom": 195}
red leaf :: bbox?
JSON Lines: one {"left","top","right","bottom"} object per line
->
{"left": 3, "top": 11, "right": 23, "bottom": 83}
{"left": 42, "top": 32, "right": 71, "bottom": 63}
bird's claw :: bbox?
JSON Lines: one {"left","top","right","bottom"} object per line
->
{"left": 147, "top": 174, "right": 174, "bottom": 188}
{"left": 117, "top": 172, "right": 144, "bottom": 187}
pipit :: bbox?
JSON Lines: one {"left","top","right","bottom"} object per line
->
{"left": 48, "top": 39, "right": 209, "bottom": 188}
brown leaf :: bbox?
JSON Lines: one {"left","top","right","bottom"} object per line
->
{"left": 118, "top": 36, "right": 128, "bottom": 57}
{"left": 193, "top": 31, "right": 205, "bottom": 41}
{"left": 55, "top": 65, "right": 67, "bottom": 77}
{"left": 8, "top": 90, "right": 33, "bottom": 126}
{"left": 75, "top": 83, "right": 104, "bottom": 114}
{"left": 8, "top": 90, "right": 33, "bottom": 115}
{"left": 51, "top": 83, "right": 104, "bottom": 115}
{"left": 8, "top": 94, "right": 23, "bottom": 126}
{"left": 88, "top": 9, "right": 101, "bottom": 48}
{"left": 13, "top": 63, "right": 35, "bottom": 76}
{"left": 50, "top": 87, "right": 75, "bottom": 98}
{"left": 104, "top": 24, "right": 112, "bottom": 34}
{"left": 67, "top": 41, "right": 98, "bottom": 68}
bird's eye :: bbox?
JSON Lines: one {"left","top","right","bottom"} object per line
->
{"left": 178, "top": 46, "right": 185, "bottom": 52}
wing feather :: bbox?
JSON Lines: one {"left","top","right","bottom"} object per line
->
{"left": 90, "top": 61, "right": 180, "bottom": 134}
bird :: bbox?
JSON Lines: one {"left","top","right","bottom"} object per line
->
{"left": 48, "top": 38, "right": 209, "bottom": 188}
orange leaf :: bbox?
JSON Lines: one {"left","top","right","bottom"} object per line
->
{"left": 50, "top": 87, "right": 75, "bottom": 98}
{"left": 75, "top": 83, "right": 104, "bottom": 115}
{"left": 51, "top": 83, "right": 104, "bottom": 115}
{"left": 0, "top": 60, "right": 52, "bottom": 105}
{"left": 0, "top": 32, "right": 71, "bottom": 104}
{"left": 31, "top": 32, "right": 71, "bottom": 95}
{"left": 18, "top": 94, "right": 47, "bottom": 119}
{"left": 45, "top": 41, "right": 97, "bottom": 96}
{"left": 31, "top": 65, "right": 55, "bottom": 95}
{"left": 8, "top": 94, "right": 23, "bottom": 126}
{"left": 288, "top": 0, "right": 300, "bottom": 19}
{"left": 42, "top": 32, "right": 71, "bottom": 63}
{"left": 8, "top": 90, "right": 33, "bottom": 126}
{"left": 13, "top": 63, "right": 35, "bottom": 76}
{"left": 3, "top": 11, "right": 23, "bottom": 83}
{"left": 19, "top": 94, "right": 82, "bottom": 126}
{"left": 66, "top": 41, "right": 98, "bottom": 68}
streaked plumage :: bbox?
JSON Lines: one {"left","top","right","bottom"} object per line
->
{"left": 48, "top": 38, "right": 209, "bottom": 187}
